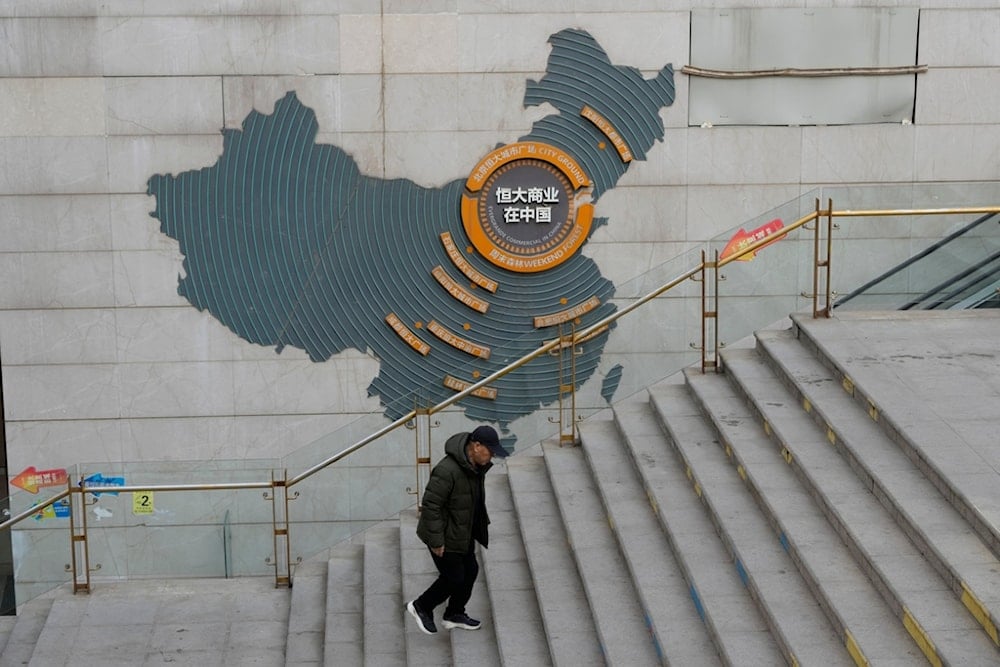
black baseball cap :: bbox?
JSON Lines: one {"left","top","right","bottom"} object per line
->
{"left": 470, "top": 425, "right": 508, "bottom": 458}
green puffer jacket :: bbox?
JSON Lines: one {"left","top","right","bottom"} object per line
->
{"left": 416, "top": 431, "right": 492, "bottom": 553}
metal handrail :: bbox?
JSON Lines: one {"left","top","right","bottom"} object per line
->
{"left": 0, "top": 488, "right": 70, "bottom": 532}
{"left": 4, "top": 201, "right": 999, "bottom": 594}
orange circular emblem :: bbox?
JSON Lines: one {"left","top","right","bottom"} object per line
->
{"left": 461, "top": 141, "right": 593, "bottom": 273}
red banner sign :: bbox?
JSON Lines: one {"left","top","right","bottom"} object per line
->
{"left": 721, "top": 218, "right": 785, "bottom": 262}
{"left": 12, "top": 466, "right": 68, "bottom": 494}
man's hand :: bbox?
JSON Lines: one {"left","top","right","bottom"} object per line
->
{"left": 432, "top": 545, "right": 445, "bottom": 557}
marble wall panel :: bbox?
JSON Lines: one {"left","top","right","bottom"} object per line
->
{"left": 339, "top": 13, "right": 383, "bottom": 74}
{"left": 916, "top": 69, "right": 1000, "bottom": 125}
{"left": 107, "top": 135, "right": 225, "bottom": 194}
{"left": 111, "top": 194, "right": 178, "bottom": 252}
{"left": 455, "top": 12, "right": 688, "bottom": 74}
{"left": 3, "top": 363, "right": 121, "bottom": 421}
{"left": 687, "top": 126, "right": 805, "bottom": 186}
{"left": 32, "top": 1, "right": 375, "bottom": 17}
{"left": 99, "top": 15, "right": 342, "bottom": 77}
{"left": 318, "top": 131, "right": 385, "bottom": 178}
{"left": 119, "top": 415, "right": 237, "bottom": 463}
{"left": 0, "top": 1, "right": 100, "bottom": 16}
{"left": 591, "top": 185, "right": 688, "bottom": 244}
{"left": 456, "top": 72, "right": 553, "bottom": 132}
{"left": 382, "top": 14, "right": 460, "bottom": 75}
{"left": 117, "top": 361, "right": 236, "bottom": 419}
{"left": 686, "top": 184, "right": 807, "bottom": 244}
{"left": 919, "top": 9, "right": 1000, "bottom": 67}
{"left": 231, "top": 357, "right": 381, "bottom": 415}
{"left": 112, "top": 250, "right": 187, "bottom": 308}
{"left": 383, "top": 74, "right": 460, "bottom": 133}
{"left": 105, "top": 77, "right": 224, "bottom": 136}
{"left": 914, "top": 125, "right": 1000, "bottom": 182}
{"left": 0, "top": 17, "right": 101, "bottom": 76}
{"left": 616, "top": 129, "right": 688, "bottom": 187}
{"left": 0, "top": 250, "right": 115, "bottom": 309}
{"left": 115, "top": 413, "right": 362, "bottom": 464}
{"left": 584, "top": 240, "right": 695, "bottom": 288}
{"left": 115, "top": 307, "right": 236, "bottom": 363}
{"left": 230, "top": 412, "right": 366, "bottom": 461}
{"left": 0, "top": 137, "right": 108, "bottom": 195}
{"left": 382, "top": 130, "right": 502, "bottom": 187}
{"left": 0, "top": 78, "right": 105, "bottom": 137}
{"left": 0, "top": 194, "right": 111, "bottom": 252}
{"left": 4, "top": 418, "right": 123, "bottom": 474}
{"left": 800, "top": 124, "right": 917, "bottom": 184}
{"left": 0, "top": 308, "right": 117, "bottom": 365}
{"left": 222, "top": 75, "right": 348, "bottom": 133}
{"left": 337, "top": 75, "right": 387, "bottom": 133}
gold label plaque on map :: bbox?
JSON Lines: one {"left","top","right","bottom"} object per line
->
{"left": 534, "top": 296, "right": 601, "bottom": 328}
{"left": 443, "top": 375, "right": 497, "bottom": 400}
{"left": 440, "top": 233, "right": 498, "bottom": 292}
{"left": 428, "top": 320, "right": 491, "bottom": 359}
{"left": 432, "top": 266, "right": 489, "bottom": 313}
{"left": 581, "top": 105, "right": 633, "bottom": 163}
{"left": 385, "top": 313, "right": 431, "bottom": 356}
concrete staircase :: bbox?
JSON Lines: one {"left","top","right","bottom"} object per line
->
{"left": 2, "top": 310, "right": 999, "bottom": 665}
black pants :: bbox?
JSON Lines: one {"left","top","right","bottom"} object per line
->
{"left": 415, "top": 547, "right": 479, "bottom": 616}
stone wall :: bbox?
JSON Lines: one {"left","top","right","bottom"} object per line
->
{"left": 0, "top": 2, "right": 997, "bottom": 494}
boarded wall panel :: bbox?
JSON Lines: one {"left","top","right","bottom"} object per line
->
{"left": 689, "top": 8, "right": 919, "bottom": 126}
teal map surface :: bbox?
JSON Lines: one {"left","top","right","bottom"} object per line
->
{"left": 146, "top": 29, "right": 675, "bottom": 447}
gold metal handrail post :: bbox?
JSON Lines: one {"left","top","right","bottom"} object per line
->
{"left": 558, "top": 322, "right": 579, "bottom": 445}
{"left": 811, "top": 198, "right": 835, "bottom": 318}
{"left": 699, "top": 249, "right": 720, "bottom": 372}
{"left": 413, "top": 406, "right": 433, "bottom": 509}
{"left": 823, "top": 199, "right": 834, "bottom": 316}
{"left": 268, "top": 470, "right": 294, "bottom": 588}
{"left": 68, "top": 478, "right": 91, "bottom": 594}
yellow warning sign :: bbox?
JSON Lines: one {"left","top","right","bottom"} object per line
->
{"left": 132, "top": 491, "right": 154, "bottom": 515}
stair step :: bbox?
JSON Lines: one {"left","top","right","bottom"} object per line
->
{"left": 710, "top": 346, "right": 1000, "bottom": 664}
{"left": 324, "top": 542, "right": 364, "bottom": 666}
{"left": 363, "top": 522, "right": 410, "bottom": 666}
{"left": 506, "top": 454, "right": 604, "bottom": 665}
{"left": 482, "top": 472, "right": 552, "bottom": 666}
{"left": 541, "top": 439, "right": 663, "bottom": 665}
{"left": 578, "top": 414, "right": 722, "bottom": 666}
{"left": 793, "top": 312, "right": 1000, "bottom": 557}
{"left": 286, "top": 559, "right": 327, "bottom": 666}
{"left": 654, "top": 378, "right": 850, "bottom": 666}
{"left": 1, "top": 598, "right": 52, "bottom": 666}
{"left": 615, "top": 390, "right": 784, "bottom": 665}
{"left": 0, "top": 616, "right": 15, "bottom": 657}
{"left": 756, "top": 327, "right": 1000, "bottom": 646}
{"left": 669, "top": 368, "right": 920, "bottom": 663}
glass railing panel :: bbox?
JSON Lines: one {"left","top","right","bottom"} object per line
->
{"left": 820, "top": 182, "right": 1000, "bottom": 309}
{"left": 7, "top": 464, "right": 79, "bottom": 608}
{"left": 819, "top": 181, "right": 1000, "bottom": 211}
{"left": 71, "top": 459, "right": 279, "bottom": 580}
{"left": 283, "top": 412, "right": 416, "bottom": 563}
{"left": 709, "top": 193, "right": 818, "bottom": 343}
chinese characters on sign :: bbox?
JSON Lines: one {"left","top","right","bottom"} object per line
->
{"left": 495, "top": 186, "right": 560, "bottom": 223}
